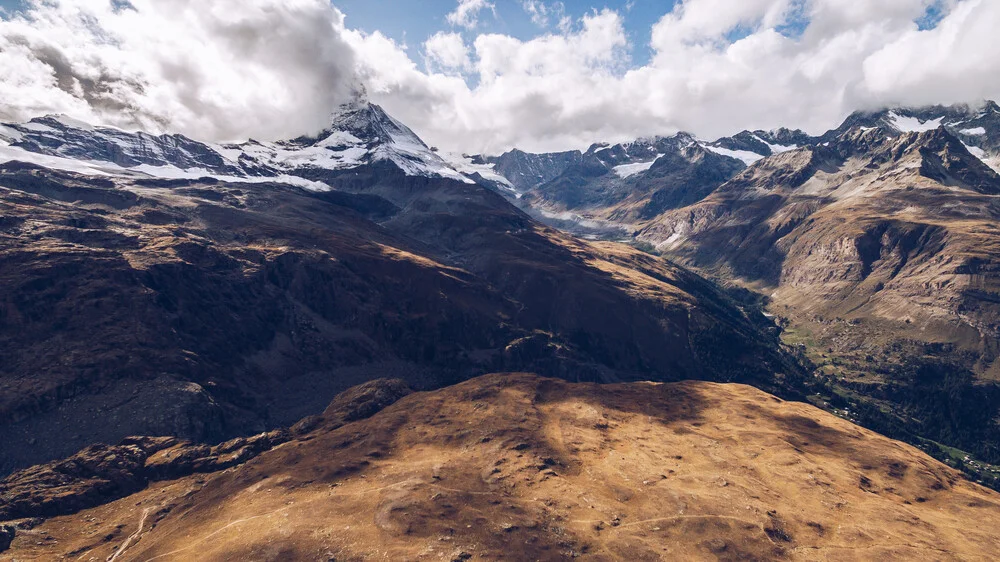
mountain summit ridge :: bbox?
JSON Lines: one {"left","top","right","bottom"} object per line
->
{"left": 0, "top": 101, "right": 477, "bottom": 189}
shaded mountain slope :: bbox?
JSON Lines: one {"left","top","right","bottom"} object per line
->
{"left": 3, "top": 373, "right": 999, "bottom": 561}
{"left": 0, "top": 154, "right": 801, "bottom": 474}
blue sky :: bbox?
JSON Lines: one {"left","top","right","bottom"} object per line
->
{"left": 0, "top": 0, "right": 681, "bottom": 67}
{"left": 334, "top": 0, "right": 681, "bottom": 67}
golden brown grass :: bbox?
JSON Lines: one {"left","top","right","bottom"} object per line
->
{"left": 5, "top": 374, "right": 999, "bottom": 561}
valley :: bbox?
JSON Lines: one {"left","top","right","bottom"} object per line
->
{"left": 489, "top": 102, "right": 1000, "bottom": 492}
{"left": 0, "top": 105, "right": 803, "bottom": 474}
{"left": 3, "top": 94, "right": 1000, "bottom": 557}
{"left": 4, "top": 0, "right": 1000, "bottom": 559}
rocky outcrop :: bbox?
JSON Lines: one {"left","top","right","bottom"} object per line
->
{"left": 0, "top": 431, "right": 289, "bottom": 522}
{"left": 0, "top": 378, "right": 412, "bottom": 525}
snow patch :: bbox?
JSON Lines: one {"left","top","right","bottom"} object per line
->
{"left": 754, "top": 135, "right": 797, "bottom": 154}
{"left": 960, "top": 127, "right": 987, "bottom": 136}
{"left": 702, "top": 144, "right": 763, "bottom": 165}
{"left": 887, "top": 111, "right": 943, "bottom": 133}
{"left": 439, "top": 152, "right": 516, "bottom": 190}
{"left": 18, "top": 122, "right": 59, "bottom": 134}
{"left": 0, "top": 144, "right": 122, "bottom": 175}
{"left": 0, "top": 125, "right": 23, "bottom": 143}
{"left": 962, "top": 142, "right": 1000, "bottom": 172}
{"left": 613, "top": 156, "right": 661, "bottom": 178}
{"left": 963, "top": 142, "right": 987, "bottom": 159}
{"left": 208, "top": 143, "right": 246, "bottom": 164}
{"left": 316, "top": 130, "right": 364, "bottom": 148}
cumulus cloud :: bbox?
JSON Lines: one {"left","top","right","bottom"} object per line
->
{"left": 350, "top": 9, "right": 633, "bottom": 153}
{"left": 424, "top": 31, "right": 472, "bottom": 73}
{"left": 0, "top": 0, "right": 360, "bottom": 141}
{"left": 2, "top": 0, "right": 999, "bottom": 155}
{"left": 651, "top": 0, "right": 798, "bottom": 46}
{"left": 446, "top": 0, "right": 495, "bottom": 30}
{"left": 862, "top": 0, "right": 1000, "bottom": 105}
{"left": 356, "top": 0, "right": 1000, "bottom": 154}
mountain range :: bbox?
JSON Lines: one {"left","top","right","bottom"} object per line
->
{"left": 0, "top": 99, "right": 804, "bottom": 474}
{"left": 464, "top": 101, "right": 1000, "bottom": 478}
{"left": 3, "top": 97, "right": 1000, "bottom": 559}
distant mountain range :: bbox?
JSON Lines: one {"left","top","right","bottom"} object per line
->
{"left": 472, "top": 101, "right": 1000, "bottom": 480}
{"left": 477, "top": 101, "right": 1000, "bottom": 226}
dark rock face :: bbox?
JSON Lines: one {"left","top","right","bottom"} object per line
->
{"left": 484, "top": 149, "right": 585, "bottom": 192}
{"left": 712, "top": 130, "right": 776, "bottom": 156}
{"left": 0, "top": 524, "right": 13, "bottom": 552}
{"left": 633, "top": 145, "right": 748, "bottom": 219}
{"left": 320, "top": 378, "right": 413, "bottom": 424}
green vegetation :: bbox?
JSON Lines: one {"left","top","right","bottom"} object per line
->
{"left": 782, "top": 326, "right": 1000, "bottom": 492}
{"left": 630, "top": 240, "right": 659, "bottom": 255}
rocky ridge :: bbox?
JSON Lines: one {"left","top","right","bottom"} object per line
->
{"left": 3, "top": 373, "right": 1000, "bottom": 561}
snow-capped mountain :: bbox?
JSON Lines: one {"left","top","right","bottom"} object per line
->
{"left": 484, "top": 132, "right": 746, "bottom": 234}
{"left": 484, "top": 132, "right": 745, "bottom": 196}
{"left": 4, "top": 100, "right": 997, "bottom": 204}
{"left": 822, "top": 101, "right": 1000, "bottom": 170}
{"left": 701, "top": 128, "right": 810, "bottom": 165}
{"left": 477, "top": 100, "right": 1000, "bottom": 203}
{"left": 0, "top": 101, "right": 489, "bottom": 190}
{"left": 236, "top": 101, "right": 470, "bottom": 183}
{"left": 459, "top": 100, "right": 1000, "bottom": 240}
{"left": 697, "top": 102, "right": 1000, "bottom": 169}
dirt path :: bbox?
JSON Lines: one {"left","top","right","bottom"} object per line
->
{"left": 107, "top": 506, "right": 153, "bottom": 562}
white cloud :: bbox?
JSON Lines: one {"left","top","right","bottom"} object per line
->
{"left": 2, "top": 0, "right": 999, "bottom": 156}
{"left": 651, "top": 0, "right": 797, "bottom": 47}
{"left": 446, "top": 0, "right": 495, "bottom": 30}
{"left": 362, "top": 0, "right": 999, "bottom": 154}
{"left": 0, "top": 0, "right": 360, "bottom": 142}
{"left": 521, "top": 1, "right": 568, "bottom": 30}
{"left": 861, "top": 0, "right": 1000, "bottom": 106}
{"left": 424, "top": 31, "right": 472, "bottom": 73}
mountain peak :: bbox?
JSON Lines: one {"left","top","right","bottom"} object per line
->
{"left": 0, "top": 101, "right": 479, "bottom": 187}
{"left": 30, "top": 114, "right": 99, "bottom": 132}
